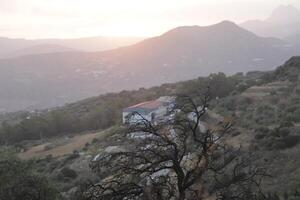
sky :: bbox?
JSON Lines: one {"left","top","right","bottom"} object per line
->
{"left": 0, "top": 0, "right": 300, "bottom": 39}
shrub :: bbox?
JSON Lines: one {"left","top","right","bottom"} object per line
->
{"left": 269, "top": 136, "right": 300, "bottom": 150}
{"left": 92, "top": 138, "right": 99, "bottom": 144}
{"left": 61, "top": 167, "right": 78, "bottom": 179}
{"left": 255, "top": 133, "right": 266, "bottom": 140}
{"left": 44, "top": 144, "right": 55, "bottom": 151}
{"left": 69, "top": 151, "right": 80, "bottom": 159}
{"left": 278, "top": 127, "right": 290, "bottom": 137}
{"left": 280, "top": 119, "right": 294, "bottom": 128}
{"left": 255, "top": 127, "right": 270, "bottom": 134}
{"left": 231, "top": 130, "right": 241, "bottom": 137}
{"left": 45, "top": 154, "right": 53, "bottom": 162}
{"left": 281, "top": 136, "right": 300, "bottom": 149}
{"left": 0, "top": 151, "right": 60, "bottom": 200}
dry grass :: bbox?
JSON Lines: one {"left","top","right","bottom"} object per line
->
{"left": 242, "top": 81, "right": 290, "bottom": 98}
{"left": 18, "top": 130, "right": 110, "bottom": 160}
{"left": 225, "top": 128, "right": 253, "bottom": 148}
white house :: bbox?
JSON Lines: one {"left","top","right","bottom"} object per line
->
{"left": 123, "top": 96, "right": 175, "bottom": 124}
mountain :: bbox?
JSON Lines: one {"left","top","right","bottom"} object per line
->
{"left": 266, "top": 5, "right": 300, "bottom": 24}
{"left": 285, "top": 33, "right": 300, "bottom": 45}
{"left": 39, "top": 36, "right": 144, "bottom": 52}
{"left": 0, "top": 21, "right": 299, "bottom": 112}
{"left": 3, "top": 44, "right": 77, "bottom": 58}
{"left": 0, "top": 36, "right": 144, "bottom": 58}
{"left": 0, "top": 37, "right": 36, "bottom": 57}
{"left": 240, "top": 5, "right": 300, "bottom": 38}
{"left": 95, "top": 21, "right": 294, "bottom": 76}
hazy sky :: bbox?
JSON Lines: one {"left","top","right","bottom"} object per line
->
{"left": 0, "top": 0, "right": 299, "bottom": 39}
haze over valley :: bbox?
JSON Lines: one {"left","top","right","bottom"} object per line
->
{"left": 0, "top": 36, "right": 144, "bottom": 58}
{"left": 2, "top": 4, "right": 300, "bottom": 112}
{"left": 2, "top": 1, "right": 300, "bottom": 200}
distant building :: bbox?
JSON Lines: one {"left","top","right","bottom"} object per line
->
{"left": 123, "top": 96, "right": 175, "bottom": 124}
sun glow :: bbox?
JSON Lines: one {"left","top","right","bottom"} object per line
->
{"left": 0, "top": 0, "right": 299, "bottom": 38}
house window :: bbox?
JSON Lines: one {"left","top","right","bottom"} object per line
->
{"left": 151, "top": 112, "right": 156, "bottom": 122}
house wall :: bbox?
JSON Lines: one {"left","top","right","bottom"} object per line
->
{"left": 122, "top": 112, "right": 128, "bottom": 124}
{"left": 123, "top": 106, "right": 168, "bottom": 124}
{"left": 153, "top": 106, "right": 167, "bottom": 119}
{"left": 123, "top": 112, "right": 152, "bottom": 124}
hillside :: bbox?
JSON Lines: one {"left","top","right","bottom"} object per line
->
{"left": 39, "top": 36, "right": 144, "bottom": 52}
{"left": 95, "top": 21, "right": 294, "bottom": 76}
{"left": 4, "top": 54, "right": 299, "bottom": 145}
{"left": 0, "top": 36, "right": 144, "bottom": 59}
{"left": 3, "top": 44, "right": 78, "bottom": 58}
{"left": 0, "top": 71, "right": 241, "bottom": 144}
{"left": 1, "top": 21, "right": 299, "bottom": 112}
{"left": 3, "top": 56, "right": 300, "bottom": 199}
{"left": 285, "top": 33, "right": 300, "bottom": 45}
{"left": 214, "top": 56, "right": 300, "bottom": 195}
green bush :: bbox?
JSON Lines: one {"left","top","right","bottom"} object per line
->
{"left": 281, "top": 136, "right": 300, "bottom": 149}
{"left": 0, "top": 151, "right": 60, "bottom": 200}
{"left": 255, "top": 127, "right": 270, "bottom": 134}
{"left": 61, "top": 167, "right": 78, "bottom": 179}
{"left": 268, "top": 136, "right": 300, "bottom": 150}
{"left": 254, "top": 133, "right": 266, "bottom": 140}
{"left": 278, "top": 127, "right": 290, "bottom": 137}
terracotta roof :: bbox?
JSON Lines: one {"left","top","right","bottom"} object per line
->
{"left": 124, "top": 100, "right": 167, "bottom": 114}
{"left": 129, "top": 100, "right": 165, "bottom": 109}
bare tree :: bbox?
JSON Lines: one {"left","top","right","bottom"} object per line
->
{"left": 83, "top": 89, "right": 267, "bottom": 200}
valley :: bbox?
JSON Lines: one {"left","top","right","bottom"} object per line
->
{"left": 1, "top": 21, "right": 299, "bottom": 112}
{"left": 1, "top": 3, "right": 300, "bottom": 199}
{"left": 1, "top": 56, "right": 300, "bottom": 199}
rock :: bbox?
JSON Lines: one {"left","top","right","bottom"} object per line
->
{"left": 104, "top": 146, "right": 126, "bottom": 153}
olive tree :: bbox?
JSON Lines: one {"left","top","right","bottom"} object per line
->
{"left": 83, "top": 90, "right": 267, "bottom": 200}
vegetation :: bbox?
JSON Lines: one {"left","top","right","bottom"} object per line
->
{"left": 0, "top": 150, "right": 60, "bottom": 200}
{"left": 83, "top": 92, "right": 267, "bottom": 200}
{"left": 1, "top": 57, "right": 300, "bottom": 199}
{"left": 60, "top": 167, "right": 78, "bottom": 179}
{"left": 0, "top": 73, "right": 241, "bottom": 145}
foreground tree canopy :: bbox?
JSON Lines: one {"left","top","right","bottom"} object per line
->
{"left": 0, "top": 151, "right": 60, "bottom": 200}
{"left": 83, "top": 89, "right": 267, "bottom": 200}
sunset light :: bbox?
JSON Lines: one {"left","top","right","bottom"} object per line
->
{"left": 0, "top": 0, "right": 299, "bottom": 38}
{"left": 1, "top": 1, "right": 300, "bottom": 199}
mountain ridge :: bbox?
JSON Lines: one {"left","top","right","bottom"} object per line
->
{"left": 240, "top": 5, "right": 300, "bottom": 38}
{"left": 0, "top": 21, "right": 299, "bottom": 112}
{"left": 266, "top": 5, "right": 300, "bottom": 24}
{"left": 1, "top": 44, "right": 78, "bottom": 58}
{"left": 0, "top": 36, "right": 144, "bottom": 59}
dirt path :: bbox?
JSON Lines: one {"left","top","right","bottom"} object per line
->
{"left": 18, "top": 130, "right": 108, "bottom": 160}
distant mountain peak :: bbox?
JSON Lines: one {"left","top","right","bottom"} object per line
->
{"left": 271, "top": 5, "right": 299, "bottom": 14}
{"left": 162, "top": 20, "right": 243, "bottom": 37}
{"left": 267, "top": 5, "right": 300, "bottom": 24}
{"left": 240, "top": 4, "right": 300, "bottom": 38}
{"left": 216, "top": 20, "right": 237, "bottom": 26}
